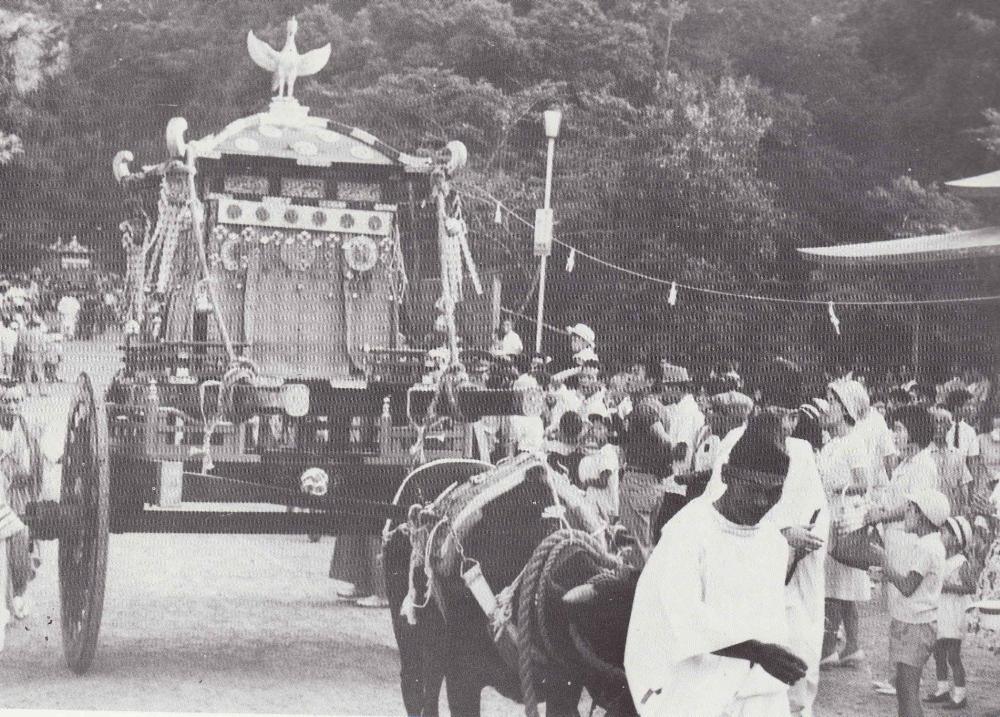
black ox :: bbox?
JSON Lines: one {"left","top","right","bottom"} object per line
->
{"left": 382, "top": 458, "right": 644, "bottom": 717}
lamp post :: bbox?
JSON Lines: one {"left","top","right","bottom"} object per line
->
{"left": 534, "top": 108, "right": 561, "bottom": 353}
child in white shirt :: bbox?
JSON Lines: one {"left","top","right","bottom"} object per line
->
{"left": 925, "top": 516, "right": 977, "bottom": 709}
{"left": 870, "top": 489, "right": 949, "bottom": 717}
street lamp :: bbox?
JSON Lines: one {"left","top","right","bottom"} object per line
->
{"left": 534, "top": 108, "right": 561, "bottom": 353}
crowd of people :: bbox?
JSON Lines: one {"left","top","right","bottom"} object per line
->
{"left": 324, "top": 316, "right": 1000, "bottom": 716}
{"left": 2, "top": 289, "right": 999, "bottom": 715}
{"left": 462, "top": 320, "right": 1000, "bottom": 717}
{"left": 0, "top": 268, "right": 124, "bottom": 395}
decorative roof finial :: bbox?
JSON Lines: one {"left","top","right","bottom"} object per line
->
{"left": 247, "top": 17, "right": 331, "bottom": 100}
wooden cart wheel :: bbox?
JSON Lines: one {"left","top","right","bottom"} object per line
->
{"left": 58, "top": 373, "right": 110, "bottom": 674}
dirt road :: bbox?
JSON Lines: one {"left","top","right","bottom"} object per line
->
{"left": 2, "top": 336, "right": 998, "bottom": 715}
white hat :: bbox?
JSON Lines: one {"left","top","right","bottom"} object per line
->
{"left": 828, "top": 379, "right": 869, "bottom": 422}
{"left": 906, "top": 489, "right": 951, "bottom": 527}
{"left": 566, "top": 323, "right": 596, "bottom": 347}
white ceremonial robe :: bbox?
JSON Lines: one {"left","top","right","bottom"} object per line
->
{"left": 625, "top": 499, "right": 792, "bottom": 717}
{"left": 703, "top": 427, "right": 828, "bottom": 717}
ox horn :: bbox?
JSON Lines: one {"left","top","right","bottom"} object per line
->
{"left": 166, "top": 116, "right": 189, "bottom": 158}
{"left": 562, "top": 584, "right": 598, "bottom": 606}
{"left": 112, "top": 150, "right": 134, "bottom": 183}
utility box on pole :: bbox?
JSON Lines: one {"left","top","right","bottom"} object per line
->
{"left": 533, "top": 208, "right": 553, "bottom": 258}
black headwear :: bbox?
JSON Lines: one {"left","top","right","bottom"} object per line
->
{"left": 756, "top": 357, "right": 803, "bottom": 410}
{"left": 723, "top": 415, "right": 791, "bottom": 486}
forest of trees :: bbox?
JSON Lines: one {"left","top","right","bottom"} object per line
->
{"left": 2, "top": 0, "right": 999, "bottom": 372}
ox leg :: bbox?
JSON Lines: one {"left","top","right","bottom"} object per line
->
{"left": 545, "top": 675, "right": 583, "bottom": 717}
{"left": 383, "top": 530, "right": 433, "bottom": 716}
{"left": 420, "top": 650, "right": 445, "bottom": 717}
{"left": 444, "top": 666, "right": 482, "bottom": 717}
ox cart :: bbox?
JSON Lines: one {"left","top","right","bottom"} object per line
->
{"left": 14, "top": 28, "right": 539, "bottom": 674}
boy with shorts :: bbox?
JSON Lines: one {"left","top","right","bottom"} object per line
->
{"left": 870, "top": 489, "right": 949, "bottom": 717}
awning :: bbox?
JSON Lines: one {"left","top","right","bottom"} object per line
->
{"left": 797, "top": 226, "right": 1000, "bottom": 265}
{"left": 944, "top": 170, "right": 1000, "bottom": 200}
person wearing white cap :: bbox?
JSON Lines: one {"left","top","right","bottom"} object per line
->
{"left": 868, "top": 488, "right": 949, "bottom": 717}
{"left": 819, "top": 379, "right": 872, "bottom": 671}
{"left": 661, "top": 363, "right": 705, "bottom": 475}
{"left": 925, "top": 515, "right": 976, "bottom": 709}
{"left": 565, "top": 323, "right": 598, "bottom": 365}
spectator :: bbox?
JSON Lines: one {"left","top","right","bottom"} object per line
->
{"left": 43, "top": 329, "right": 63, "bottom": 384}
{"left": 577, "top": 413, "right": 621, "bottom": 522}
{"left": 619, "top": 361, "right": 673, "bottom": 556}
{"left": 565, "top": 323, "right": 598, "bottom": 365}
{"left": 819, "top": 380, "right": 872, "bottom": 671}
{"left": 937, "top": 363, "right": 967, "bottom": 406}
{"left": 546, "top": 410, "right": 585, "bottom": 484}
{"left": 21, "top": 316, "right": 48, "bottom": 398}
{"left": 926, "top": 516, "right": 977, "bottom": 710}
{"left": 56, "top": 292, "right": 81, "bottom": 340}
{"left": 945, "top": 389, "right": 987, "bottom": 490}
{"left": 887, "top": 388, "right": 912, "bottom": 417}
{"left": 546, "top": 359, "right": 604, "bottom": 433}
{"left": 864, "top": 405, "right": 938, "bottom": 698}
{"left": 869, "top": 489, "right": 949, "bottom": 717}
{"left": 978, "top": 413, "right": 1000, "bottom": 492}
{"left": 508, "top": 372, "right": 545, "bottom": 456}
{"left": 909, "top": 383, "right": 936, "bottom": 409}
{"left": 495, "top": 317, "right": 523, "bottom": 357}
{"left": 661, "top": 363, "right": 705, "bottom": 478}
{"left": 928, "top": 408, "right": 974, "bottom": 517}
{"left": 328, "top": 535, "right": 388, "bottom": 608}
{"left": 0, "top": 321, "right": 16, "bottom": 377}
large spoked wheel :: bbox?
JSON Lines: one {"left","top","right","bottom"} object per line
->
{"left": 58, "top": 372, "right": 110, "bottom": 674}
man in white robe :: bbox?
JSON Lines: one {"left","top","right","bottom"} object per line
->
{"left": 625, "top": 420, "right": 807, "bottom": 717}
{"left": 701, "top": 360, "right": 828, "bottom": 717}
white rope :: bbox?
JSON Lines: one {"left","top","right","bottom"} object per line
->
{"left": 456, "top": 186, "right": 1000, "bottom": 307}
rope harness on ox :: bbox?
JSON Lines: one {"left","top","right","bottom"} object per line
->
{"left": 395, "top": 454, "right": 631, "bottom": 717}
{"left": 515, "top": 528, "right": 626, "bottom": 717}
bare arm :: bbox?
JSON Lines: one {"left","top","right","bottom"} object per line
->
{"left": 942, "top": 560, "right": 979, "bottom": 595}
{"left": 883, "top": 567, "right": 924, "bottom": 597}
{"left": 870, "top": 543, "right": 923, "bottom": 596}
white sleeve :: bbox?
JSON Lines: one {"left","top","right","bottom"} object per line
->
{"left": 966, "top": 426, "right": 981, "bottom": 457}
{"left": 640, "top": 517, "right": 757, "bottom": 664}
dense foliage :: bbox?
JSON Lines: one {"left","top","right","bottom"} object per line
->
{"left": 2, "top": 0, "right": 998, "bottom": 374}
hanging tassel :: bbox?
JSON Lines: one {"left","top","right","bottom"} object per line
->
{"left": 828, "top": 301, "right": 841, "bottom": 335}
{"left": 494, "top": 201, "right": 503, "bottom": 224}
{"left": 565, "top": 248, "right": 576, "bottom": 273}
{"left": 668, "top": 281, "right": 678, "bottom": 307}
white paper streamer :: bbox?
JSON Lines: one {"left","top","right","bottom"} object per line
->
{"left": 565, "top": 248, "right": 576, "bottom": 272}
{"left": 668, "top": 281, "right": 678, "bottom": 307}
{"left": 828, "top": 301, "right": 841, "bottom": 335}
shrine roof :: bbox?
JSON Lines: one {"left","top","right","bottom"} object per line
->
{"left": 797, "top": 226, "right": 1000, "bottom": 265}
{"left": 188, "top": 99, "right": 431, "bottom": 172}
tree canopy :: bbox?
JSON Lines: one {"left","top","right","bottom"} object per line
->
{"left": 2, "top": 0, "right": 997, "bottom": 373}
